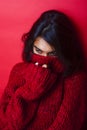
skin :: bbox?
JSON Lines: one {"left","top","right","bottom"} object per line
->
{"left": 33, "top": 37, "right": 56, "bottom": 57}
{"left": 33, "top": 37, "right": 57, "bottom": 68}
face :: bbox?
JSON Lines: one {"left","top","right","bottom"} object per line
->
{"left": 33, "top": 37, "right": 57, "bottom": 57}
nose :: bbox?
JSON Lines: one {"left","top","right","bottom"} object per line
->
{"left": 42, "top": 53, "right": 48, "bottom": 57}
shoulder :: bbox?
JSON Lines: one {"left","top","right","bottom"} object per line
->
{"left": 64, "top": 71, "right": 87, "bottom": 90}
{"left": 9, "top": 62, "right": 29, "bottom": 77}
{"left": 11, "top": 62, "right": 27, "bottom": 70}
{"left": 65, "top": 70, "right": 87, "bottom": 82}
{"left": 68, "top": 71, "right": 86, "bottom": 80}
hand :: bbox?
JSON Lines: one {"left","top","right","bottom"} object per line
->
{"left": 15, "top": 62, "right": 58, "bottom": 101}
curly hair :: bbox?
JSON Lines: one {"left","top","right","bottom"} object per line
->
{"left": 21, "top": 10, "right": 85, "bottom": 77}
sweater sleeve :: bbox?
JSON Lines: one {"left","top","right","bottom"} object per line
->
{"left": 15, "top": 63, "right": 58, "bottom": 101}
{"left": 47, "top": 72, "right": 87, "bottom": 130}
{"left": 0, "top": 62, "right": 58, "bottom": 130}
{"left": 0, "top": 63, "right": 25, "bottom": 129}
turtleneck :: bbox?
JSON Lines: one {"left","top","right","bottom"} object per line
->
{"left": 29, "top": 52, "right": 64, "bottom": 74}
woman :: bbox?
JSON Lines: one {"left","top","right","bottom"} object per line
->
{"left": 0, "top": 10, "right": 87, "bottom": 130}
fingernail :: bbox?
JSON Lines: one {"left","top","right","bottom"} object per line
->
{"left": 35, "top": 62, "right": 39, "bottom": 66}
{"left": 42, "top": 64, "right": 48, "bottom": 68}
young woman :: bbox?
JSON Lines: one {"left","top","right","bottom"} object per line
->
{"left": 0, "top": 10, "right": 87, "bottom": 130}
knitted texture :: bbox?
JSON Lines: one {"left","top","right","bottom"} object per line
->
{"left": 0, "top": 53, "right": 87, "bottom": 130}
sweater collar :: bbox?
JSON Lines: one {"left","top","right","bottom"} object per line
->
{"left": 30, "top": 52, "right": 65, "bottom": 74}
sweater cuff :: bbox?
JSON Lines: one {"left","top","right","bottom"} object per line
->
{"left": 15, "top": 63, "right": 58, "bottom": 101}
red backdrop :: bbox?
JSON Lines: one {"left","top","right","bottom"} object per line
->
{"left": 0, "top": 0, "right": 87, "bottom": 96}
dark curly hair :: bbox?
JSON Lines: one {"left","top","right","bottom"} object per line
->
{"left": 22, "top": 10, "right": 85, "bottom": 77}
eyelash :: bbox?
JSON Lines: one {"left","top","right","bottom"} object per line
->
{"left": 35, "top": 47, "right": 57, "bottom": 56}
{"left": 48, "top": 52, "right": 57, "bottom": 56}
{"left": 36, "top": 49, "right": 42, "bottom": 54}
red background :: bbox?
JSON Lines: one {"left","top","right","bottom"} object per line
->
{"left": 0, "top": 0, "right": 87, "bottom": 96}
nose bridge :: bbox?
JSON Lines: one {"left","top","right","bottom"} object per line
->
{"left": 43, "top": 52, "right": 48, "bottom": 57}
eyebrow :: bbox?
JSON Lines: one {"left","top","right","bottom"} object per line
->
{"left": 34, "top": 45, "right": 56, "bottom": 53}
{"left": 34, "top": 45, "right": 42, "bottom": 51}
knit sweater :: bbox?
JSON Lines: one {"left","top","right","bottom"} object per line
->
{"left": 0, "top": 53, "right": 87, "bottom": 130}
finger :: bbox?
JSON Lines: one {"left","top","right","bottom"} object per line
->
{"left": 35, "top": 62, "right": 39, "bottom": 66}
{"left": 42, "top": 64, "right": 48, "bottom": 68}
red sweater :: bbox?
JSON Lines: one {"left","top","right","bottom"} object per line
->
{"left": 0, "top": 53, "right": 87, "bottom": 130}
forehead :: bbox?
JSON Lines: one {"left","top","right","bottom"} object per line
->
{"left": 33, "top": 37, "right": 55, "bottom": 52}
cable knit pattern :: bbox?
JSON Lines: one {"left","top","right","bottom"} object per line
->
{"left": 0, "top": 53, "right": 87, "bottom": 130}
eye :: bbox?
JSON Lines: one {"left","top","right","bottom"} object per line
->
{"left": 36, "top": 49, "right": 42, "bottom": 54}
{"left": 48, "top": 51, "right": 57, "bottom": 56}
{"left": 34, "top": 46, "right": 42, "bottom": 54}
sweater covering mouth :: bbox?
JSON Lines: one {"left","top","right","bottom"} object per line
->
{"left": 30, "top": 52, "right": 65, "bottom": 74}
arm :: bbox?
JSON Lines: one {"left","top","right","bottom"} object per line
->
{"left": 0, "top": 62, "right": 58, "bottom": 130}
{"left": 0, "top": 63, "right": 25, "bottom": 129}
{"left": 47, "top": 72, "right": 87, "bottom": 130}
